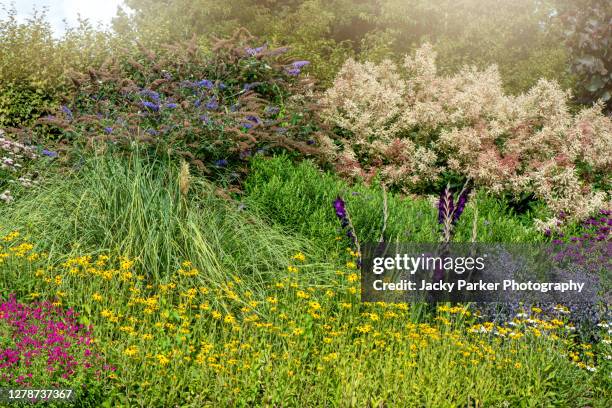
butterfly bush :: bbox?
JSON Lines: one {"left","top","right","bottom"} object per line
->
{"left": 319, "top": 44, "right": 611, "bottom": 227}
{"left": 21, "top": 29, "right": 318, "bottom": 183}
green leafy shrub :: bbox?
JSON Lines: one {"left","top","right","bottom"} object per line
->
{"left": 244, "top": 155, "right": 543, "bottom": 258}
{"left": 0, "top": 6, "right": 117, "bottom": 128}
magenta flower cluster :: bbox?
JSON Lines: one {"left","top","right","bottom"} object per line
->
{"left": 0, "top": 295, "right": 111, "bottom": 387}
{"left": 550, "top": 209, "right": 612, "bottom": 273}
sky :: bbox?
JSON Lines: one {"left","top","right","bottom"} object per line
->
{"left": 2, "top": 1, "right": 128, "bottom": 36}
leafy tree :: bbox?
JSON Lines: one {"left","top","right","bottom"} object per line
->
{"left": 115, "top": 0, "right": 573, "bottom": 93}
{"left": 557, "top": 0, "right": 611, "bottom": 111}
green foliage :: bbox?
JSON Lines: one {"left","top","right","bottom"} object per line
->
{"left": 0, "top": 153, "right": 608, "bottom": 405}
{"left": 0, "top": 6, "right": 116, "bottom": 127}
{"left": 243, "top": 155, "right": 543, "bottom": 258}
{"left": 117, "top": 0, "right": 575, "bottom": 92}
{"left": 0, "top": 151, "right": 313, "bottom": 282}
{"left": 558, "top": 0, "right": 611, "bottom": 111}
{"left": 24, "top": 30, "right": 318, "bottom": 183}
{"left": 0, "top": 83, "right": 57, "bottom": 128}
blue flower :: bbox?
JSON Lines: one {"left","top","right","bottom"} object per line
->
{"left": 246, "top": 115, "right": 260, "bottom": 124}
{"left": 165, "top": 103, "right": 178, "bottom": 109}
{"left": 214, "top": 159, "right": 228, "bottom": 167}
{"left": 200, "top": 115, "right": 211, "bottom": 125}
{"left": 139, "top": 89, "right": 160, "bottom": 102}
{"left": 146, "top": 129, "right": 159, "bottom": 136}
{"left": 286, "top": 68, "right": 301, "bottom": 76}
{"left": 61, "top": 105, "right": 73, "bottom": 121}
{"left": 245, "top": 45, "right": 266, "bottom": 56}
{"left": 292, "top": 60, "right": 310, "bottom": 69}
{"left": 243, "top": 82, "right": 262, "bottom": 91}
{"left": 196, "top": 79, "right": 214, "bottom": 89}
{"left": 42, "top": 149, "right": 58, "bottom": 158}
{"left": 104, "top": 127, "right": 113, "bottom": 134}
{"left": 142, "top": 101, "right": 160, "bottom": 112}
{"left": 205, "top": 96, "right": 218, "bottom": 110}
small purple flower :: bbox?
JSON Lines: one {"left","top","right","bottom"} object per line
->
{"left": 205, "top": 96, "right": 218, "bottom": 110}
{"left": 333, "top": 197, "right": 347, "bottom": 219}
{"left": 60, "top": 106, "right": 73, "bottom": 121}
{"left": 214, "top": 159, "right": 228, "bottom": 167}
{"left": 452, "top": 188, "right": 471, "bottom": 224}
{"left": 42, "top": 149, "right": 58, "bottom": 158}
{"left": 139, "top": 89, "right": 160, "bottom": 102}
{"left": 142, "top": 101, "right": 159, "bottom": 112}
{"left": 243, "top": 82, "right": 262, "bottom": 91}
{"left": 200, "top": 115, "right": 211, "bottom": 125}
{"left": 264, "top": 106, "right": 280, "bottom": 115}
{"left": 246, "top": 115, "right": 260, "bottom": 125}
{"left": 196, "top": 79, "right": 214, "bottom": 89}
{"left": 246, "top": 45, "right": 266, "bottom": 56}
{"left": 165, "top": 103, "right": 178, "bottom": 109}
{"left": 146, "top": 129, "right": 159, "bottom": 136}
{"left": 286, "top": 68, "right": 301, "bottom": 76}
{"left": 104, "top": 127, "right": 113, "bottom": 134}
{"left": 292, "top": 60, "right": 310, "bottom": 69}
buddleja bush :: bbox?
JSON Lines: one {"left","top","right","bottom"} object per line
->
{"left": 319, "top": 44, "right": 611, "bottom": 228}
{"left": 20, "top": 28, "right": 318, "bottom": 184}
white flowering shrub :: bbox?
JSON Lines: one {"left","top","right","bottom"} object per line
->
{"left": 319, "top": 44, "right": 612, "bottom": 226}
{"left": 0, "top": 130, "right": 53, "bottom": 203}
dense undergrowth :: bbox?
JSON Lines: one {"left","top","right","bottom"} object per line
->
{"left": 0, "top": 3, "right": 610, "bottom": 406}
{"left": 0, "top": 153, "right": 610, "bottom": 406}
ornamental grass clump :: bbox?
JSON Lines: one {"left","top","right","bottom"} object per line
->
{"left": 319, "top": 44, "right": 612, "bottom": 227}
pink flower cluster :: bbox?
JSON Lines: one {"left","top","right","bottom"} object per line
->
{"left": 0, "top": 294, "right": 111, "bottom": 387}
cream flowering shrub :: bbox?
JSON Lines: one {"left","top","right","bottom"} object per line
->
{"left": 319, "top": 44, "right": 612, "bottom": 226}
